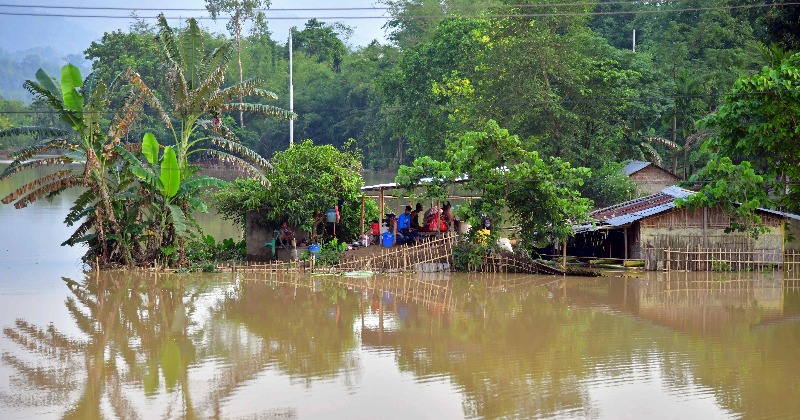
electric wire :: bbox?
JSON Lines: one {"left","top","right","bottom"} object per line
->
{"left": 0, "top": 2, "right": 796, "bottom": 20}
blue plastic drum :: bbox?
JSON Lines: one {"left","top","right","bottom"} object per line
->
{"left": 381, "top": 232, "right": 394, "bottom": 248}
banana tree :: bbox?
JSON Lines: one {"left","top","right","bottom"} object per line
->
{"left": 116, "top": 133, "right": 228, "bottom": 265}
{"left": 127, "top": 14, "right": 295, "bottom": 183}
{"left": 0, "top": 64, "right": 144, "bottom": 266}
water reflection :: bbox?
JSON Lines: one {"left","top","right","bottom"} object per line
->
{"left": 2, "top": 271, "right": 799, "bottom": 418}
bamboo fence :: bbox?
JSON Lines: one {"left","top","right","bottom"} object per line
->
{"left": 644, "top": 246, "right": 800, "bottom": 272}
{"left": 224, "top": 233, "right": 567, "bottom": 275}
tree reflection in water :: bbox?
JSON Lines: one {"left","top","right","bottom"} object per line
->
{"left": 2, "top": 271, "right": 800, "bottom": 418}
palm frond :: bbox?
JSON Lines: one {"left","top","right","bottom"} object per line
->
{"left": 219, "top": 102, "right": 296, "bottom": 120}
{"left": 643, "top": 136, "right": 680, "bottom": 151}
{"left": 181, "top": 18, "right": 204, "bottom": 89}
{"left": 0, "top": 126, "right": 72, "bottom": 141}
{"left": 61, "top": 225, "right": 97, "bottom": 246}
{"left": 8, "top": 174, "right": 81, "bottom": 209}
{"left": 0, "top": 156, "right": 73, "bottom": 180}
{"left": 125, "top": 69, "right": 173, "bottom": 130}
{"left": 84, "top": 81, "right": 108, "bottom": 138}
{"left": 197, "top": 44, "right": 232, "bottom": 81}
{"left": 2, "top": 169, "right": 75, "bottom": 205}
{"left": 129, "top": 166, "right": 161, "bottom": 191}
{"left": 187, "top": 196, "right": 208, "bottom": 213}
{"left": 5, "top": 135, "right": 75, "bottom": 163}
{"left": 178, "top": 175, "right": 229, "bottom": 195}
{"left": 113, "top": 144, "right": 144, "bottom": 167}
{"left": 82, "top": 72, "right": 102, "bottom": 108}
{"left": 640, "top": 142, "right": 663, "bottom": 166}
{"left": 106, "top": 92, "right": 144, "bottom": 149}
{"left": 23, "top": 80, "right": 65, "bottom": 120}
{"left": 207, "top": 78, "right": 278, "bottom": 107}
{"left": 202, "top": 149, "right": 270, "bottom": 186}
{"left": 195, "top": 119, "right": 238, "bottom": 143}
{"left": 684, "top": 131, "right": 711, "bottom": 149}
{"left": 65, "top": 189, "right": 98, "bottom": 226}
{"left": 208, "top": 136, "right": 272, "bottom": 171}
{"left": 63, "top": 218, "right": 96, "bottom": 246}
{"left": 156, "top": 13, "right": 183, "bottom": 70}
{"left": 34, "top": 68, "right": 61, "bottom": 98}
{"left": 189, "top": 65, "right": 225, "bottom": 111}
{"left": 168, "top": 204, "right": 188, "bottom": 236}
{"left": 165, "top": 66, "right": 190, "bottom": 116}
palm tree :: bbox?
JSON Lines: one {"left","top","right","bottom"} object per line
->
{"left": 0, "top": 65, "right": 143, "bottom": 266}
{"left": 129, "top": 15, "right": 295, "bottom": 183}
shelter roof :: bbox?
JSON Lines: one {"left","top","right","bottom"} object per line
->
{"left": 587, "top": 185, "right": 800, "bottom": 229}
{"left": 590, "top": 186, "right": 693, "bottom": 227}
{"left": 622, "top": 160, "right": 679, "bottom": 179}
{"left": 360, "top": 176, "right": 470, "bottom": 192}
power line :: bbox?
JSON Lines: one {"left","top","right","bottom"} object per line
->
{"left": 0, "top": 1, "right": 740, "bottom": 13}
{"left": 0, "top": 2, "right": 796, "bottom": 20}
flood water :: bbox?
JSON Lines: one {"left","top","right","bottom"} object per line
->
{"left": 2, "top": 166, "right": 800, "bottom": 418}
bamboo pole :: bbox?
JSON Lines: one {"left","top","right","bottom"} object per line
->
{"left": 361, "top": 194, "right": 365, "bottom": 238}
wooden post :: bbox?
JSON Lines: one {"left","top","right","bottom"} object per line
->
{"left": 623, "top": 227, "right": 628, "bottom": 261}
{"left": 379, "top": 188, "right": 385, "bottom": 230}
{"left": 563, "top": 238, "right": 567, "bottom": 271}
{"left": 361, "top": 194, "right": 365, "bottom": 238}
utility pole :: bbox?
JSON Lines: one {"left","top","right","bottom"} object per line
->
{"left": 289, "top": 28, "right": 294, "bottom": 147}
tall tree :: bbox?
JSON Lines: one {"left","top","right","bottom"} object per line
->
{"left": 205, "top": 0, "right": 271, "bottom": 127}
{"left": 292, "top": 19, "right": 352, "bottom": 73}
{"left": 697, "top": 51, "right": 800, "bottom": 211}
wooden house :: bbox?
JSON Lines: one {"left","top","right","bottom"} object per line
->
{"left": 623, "top": 161, "right": 681, "bottom": 196}
{"left": 572, "top": 186, "right": 800, "bottom": 270}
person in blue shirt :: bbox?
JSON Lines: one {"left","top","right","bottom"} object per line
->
{"left": 397, "top": 205, "right": 418, "bottom": 242}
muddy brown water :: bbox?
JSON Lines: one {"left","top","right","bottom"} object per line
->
{"left": 2, "top": 165, "right": 800, "bottom": 418}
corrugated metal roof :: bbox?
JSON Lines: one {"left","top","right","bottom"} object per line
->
{"left": 757, "top": 208, "right": 800, "bottom": 221}
{"left": 586, "top": 185, "right": 800, "bottom": 230}
{"left": 622, "top": 160, "right": 651, "bottom": 176}
{"left": 605, "top": 203, "right": 677, "bottom": 226}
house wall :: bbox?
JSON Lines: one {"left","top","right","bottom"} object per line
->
{"left": 629, "top": 166, "right": 680, "bottom": 196}
{"left": 637, "top": 207, "right": 785, "bottom": 265}
{"left": 786, "top": 220, "right": 800, "bottom": 251}
{"left": 245, "top": 210, "right": 273, "bottom": 262}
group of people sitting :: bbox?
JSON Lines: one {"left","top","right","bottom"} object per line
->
{"left": 394, "top": 202, "right": 455, "bottom": 243}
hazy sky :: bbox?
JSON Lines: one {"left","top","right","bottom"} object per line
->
{"left": 0, "top": 0, "right": 390, "bottom": 53}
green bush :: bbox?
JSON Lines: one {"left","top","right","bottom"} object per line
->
{"left": 452, "top": 240, "right": 487, "bottom": 272}
{"left": 316, "top": 238, "right": 347, "bottom": 266}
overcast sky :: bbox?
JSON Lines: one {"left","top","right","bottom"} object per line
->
{"left": 0, "top": 0, "right": 390, "bottom": 53}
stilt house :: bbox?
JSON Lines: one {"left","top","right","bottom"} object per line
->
{"left": 623, "top": 161, "right": 681, "bottom": 196}
{"left": 572, "top": 186, "right": 800, "bottom": 270}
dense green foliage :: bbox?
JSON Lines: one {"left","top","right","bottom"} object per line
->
{"left": 678, "top": 51, "right": 800, "bottom": 238}
{"left": 0, "top": 16, "right": 293, "bottom": 268}
{"left": 2, "top": 1, "right": 799, "bottom": 266}
{"left": 396, "top": 120, "right": 592, "bottom": 251}
{"left": 2, "top": 0, "right": 785, "bottom": 178}
{"left": 214, "top": 140, "right": 379, "bottom": 244}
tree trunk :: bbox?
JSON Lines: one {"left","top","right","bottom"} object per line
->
{"left": 237, "top": 26, "right": 245, "bottom": 128}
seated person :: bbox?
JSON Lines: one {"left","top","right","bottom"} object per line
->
{"left": 278, "top": 221, "right": 295, "bottom": 246}
{"left": 441, "top": 202, "right": 454, "bottom": 231}
{"left": 397, "top": 205, "right": 419, "bottom": 242}
{"left": 410, "top": 203, "right": 423, "bottom": 230}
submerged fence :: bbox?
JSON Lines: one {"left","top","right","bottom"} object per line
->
{"left": 225, "top": 233, "right": 566, "bottom": 275}
{"left": 644, "top": 246, "right": 800, "bottom": 272}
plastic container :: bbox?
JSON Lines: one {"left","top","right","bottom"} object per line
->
{"left": 326, "top": 209, "right": 337, "bottom": 223}
{"left": 371, "top": 222, "right": 380, "bottom": 235}
{"left": 381, "top": 232, "right": 394, "bottom": 248}
{"left": 308, "top": 243, "right": 321, "bottom": 255}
